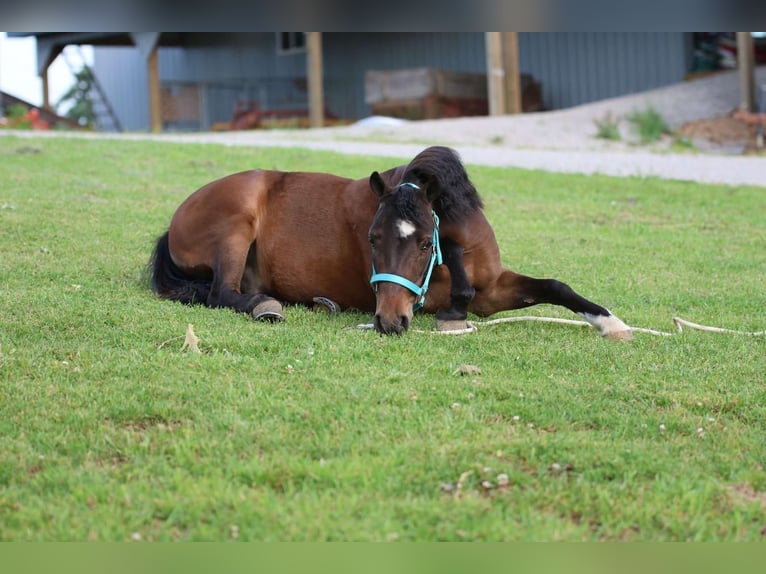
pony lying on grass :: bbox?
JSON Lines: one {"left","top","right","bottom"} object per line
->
{"left": 149, "top": 146, "right": 631, "bottom": 339}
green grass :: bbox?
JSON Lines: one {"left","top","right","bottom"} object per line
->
{"left": 627, "top": 106, "right": 672, "bottom": 144}
{"left": 1, "top": 135, "right": 765, "bottom": 541}
{"left": 593, "top": 112, "right": 621, "bottom": 141}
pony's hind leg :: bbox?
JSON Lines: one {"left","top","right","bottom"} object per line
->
{"left": 472, "top": 270, "right": 632, "bottom": 340}
{"left": 209, "top": 286, "right": 284, "bottom": 322}
{"left": 207, "top": 239, "right": 284, "bottom": 322}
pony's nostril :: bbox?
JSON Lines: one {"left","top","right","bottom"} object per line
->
{"left": 373, "top": 313, "right": 409, "bottom": 335}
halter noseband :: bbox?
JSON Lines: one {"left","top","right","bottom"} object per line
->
{"left": 369, "top": 182, "right": 443, "bottom": 312}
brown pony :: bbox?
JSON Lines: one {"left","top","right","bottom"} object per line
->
{"left": 149, "top": 146, "right": 632, "bottom": 339}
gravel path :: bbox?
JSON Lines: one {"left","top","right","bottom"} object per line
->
{"left": 3, "top": 66, "right": 765, "bottom": 187}
{"left": 151, "top": 135, "right": 766, "bottom": 187}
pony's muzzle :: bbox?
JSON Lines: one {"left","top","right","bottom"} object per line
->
{"left": 373, "top": 282, "right": 416, "bottom": 335}
{"left": 373, "top": 312, "right": 411, "bottom": 335}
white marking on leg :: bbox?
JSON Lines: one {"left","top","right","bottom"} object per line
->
{"left": 579, "top": 311, "right": 632, "bottom": 338}
{"left": 397, "top": 219, "right": 416, "bottom": 238}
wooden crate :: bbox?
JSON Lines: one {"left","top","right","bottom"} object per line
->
{"left": 161, "top": 85, "right": 201, "bottom": 129}
{"left": 365, "top": 68, "right": 488, "bottom": 120}
{"left": 368, "top": 95, "right": 488, "bottom": 121}
{"left": 365, "top": 67, "right": 543, "bottom": 119}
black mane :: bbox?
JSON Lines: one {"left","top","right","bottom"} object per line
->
{"left": 386, "top": 183, "right": 431, "bottom": 227}
{"left": 399, "top": 146, "right": 483, "bottom": 223}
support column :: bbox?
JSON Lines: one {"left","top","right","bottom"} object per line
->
{"left": 502, "top": 32, "right": 521, "bottom": 114}
{"left": 736, "top": 32, "right": 755, "bottom": 112}
{"left": 486, "top": 32, "right": 522, "bottom": 116}
{"left": 306, "top": 32, "right": 324, "bottom": 128}
{"left": 41, "top": 67, "right": 51, "bottom": 110}
{"left": 485, "top": 32, "right": 506, "bottom": 116}
{"left": 34, "top": 40, "right": 62, "bottom": 112}
{"left": 148, "top": 44, "right": 162, "bottom": 133}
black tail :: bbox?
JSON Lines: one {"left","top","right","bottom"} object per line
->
{"left": 148, "top": 231, "right": 211, "bottom": 305}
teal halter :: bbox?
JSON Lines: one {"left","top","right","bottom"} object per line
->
{"left": 369, "top": 183, "right": 443, "bottom": 312}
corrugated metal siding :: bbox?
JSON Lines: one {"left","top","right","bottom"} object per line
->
{"left": 157, "top": 34, "right": 308, "bottom": 128}
{"left": 327, "top": 32, "right": 689, "bottom": 118}
{"left": 519, "top": 33, "right": 690, "bottom": 110}
{"left": 93, "top": 33, "right": 310, "bottom": 131}
{"left": 93, "top": 33, "right": 690, "bottom": 131}
{"left": 92, "top": 47, "right": 149, "bottom": 132}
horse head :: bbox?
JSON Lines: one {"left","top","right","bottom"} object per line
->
{"left": 367, "top": 171, "right": 442, "bottom": 335}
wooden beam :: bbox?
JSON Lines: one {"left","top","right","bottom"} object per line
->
{"left": 147, "top": 44, "right": 162, "bottom": 133}
{"left": 36, "top": 43, "right": 63, "bottom": 112}
{"left": 41, "top": 67, "right": 51, "bottom": 111}
{"left": 485, "top": 32, "right": 506, "bottom": 116}
{"left": 736, "top": 32, "right": 755, "bottom": 112}
{"left": 502, "top": 32, "right": 521, "bottom": 114}
{"left": 306, "top": 32, "right": 324, "bottom": 128}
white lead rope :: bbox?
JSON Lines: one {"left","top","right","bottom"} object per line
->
{"left": 357, "top": 316, "right": 765, "bottom": 337}
{"left": 671, "top": 316, "right": 765, "bottom": 336}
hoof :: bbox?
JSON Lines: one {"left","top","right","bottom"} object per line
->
{"left": 252, "top": 299, "right": 284, "bottom": 322}
{"left": 436, "top": 318, "right": 469, "bottom": 332}
{"left": 603, "top": 329, "right": 633, "bottom": 341}
{"left": 312, "top": 296, "right": 340, "bottom": 314}
{"left": 581, "top": 312, "right": 633, "bottom": 341}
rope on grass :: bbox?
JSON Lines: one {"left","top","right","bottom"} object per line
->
{"left": 357, "top": 316, "right": 766, "bottom": 337}
{"left": 671, "top": 316, "right": 765, "bottom": 336}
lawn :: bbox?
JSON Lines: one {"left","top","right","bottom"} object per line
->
{"left": 0, "top": 134, "right": 764, "bottom": 541}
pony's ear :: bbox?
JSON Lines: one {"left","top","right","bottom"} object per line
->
{"left": 369, "top": 171, "right": 386, "bottom": 198}
{"left": 422, "top": 174, "right": 441, "bottom": 203}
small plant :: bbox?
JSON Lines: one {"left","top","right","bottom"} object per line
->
{"left": 56, "top": 66, "right": 96, "bottom": 127}
{"left": 1, "top": 104, "right": 32, "bottom": 129}
{"left": 594, "top": 112, "right": 622, "bottom": 140}
{"left": 671, "top": 135, "right": 696, "bottom": 152}
{"left": 5, "top": 103, "right": 29, "bottom": 120}
{"left": 628, "top": 106, "right": 671, "bottom": 144}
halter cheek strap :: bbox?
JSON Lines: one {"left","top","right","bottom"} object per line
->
{"left": 369, "top": 185, "right": 443, "bottom": 312}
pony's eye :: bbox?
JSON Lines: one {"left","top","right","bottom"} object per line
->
{"left": 421, "top": 240, "right": 433, "bottom": 251}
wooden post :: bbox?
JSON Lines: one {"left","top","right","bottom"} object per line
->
{"left": 41, "top": 66, "right": 51, "bottom": 111}
{"left": 148, "top": 44, "right": 162, "bottom": 133}
{"left": 306, "top": 32, "right": 324, "bottom": 128}
{"left": 485, "top": 32, "right": 506, "bottom": 116}
{"left": 736, "top": 32, "right": 755, "bottom": 112}
{"left": 502, "top": 32, "right": 522, "bottom": 114}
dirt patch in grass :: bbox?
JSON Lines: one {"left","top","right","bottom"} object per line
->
{"left": 678, "top": 114, "right": 764, "bottom": 153}
{"left": 727, "top": 482, "right": 766, "bottom": 510}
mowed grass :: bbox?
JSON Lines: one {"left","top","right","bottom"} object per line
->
{"left": 0, "top": 134, "right": 764, "bottom": 541}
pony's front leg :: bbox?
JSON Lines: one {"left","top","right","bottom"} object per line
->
{"left": 434, "top": 237, "right": 476, "bottom": 325}
{"left": 470, "top": 269, "right": 632, "bottom": 340}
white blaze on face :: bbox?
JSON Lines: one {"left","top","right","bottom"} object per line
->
{"left": 397, "top": 219, "right": 416, "bottom": 239}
